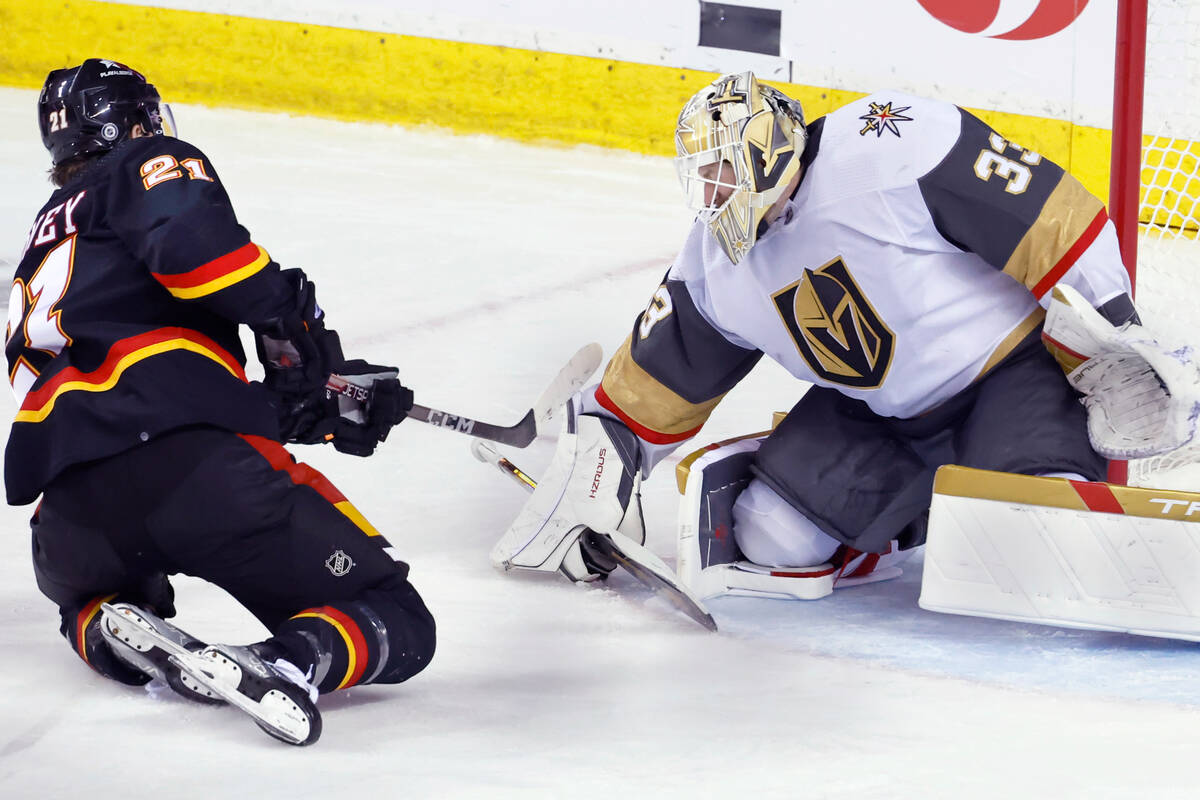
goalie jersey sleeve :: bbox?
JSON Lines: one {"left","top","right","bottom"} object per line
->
{"left": 594, "top": 271, "right": 762, "bottom": 461}
{"left": 916, "top": 106, "right": 1131, "bottom": 314}
{"left": 5, "top": 136, "right": 306, "bottom": 505}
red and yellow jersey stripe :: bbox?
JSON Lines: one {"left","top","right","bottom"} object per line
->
{"left": 74, "top": 593, "right": 118, "bottom": 666}
{"left": 15, "top": 327, "right": 246, "bottom": 424}
{"left": 153, "top": 242, "right": 271, "bottom": 300}
{"left": 291, "top": 605, "right": 370, "bottom": 690}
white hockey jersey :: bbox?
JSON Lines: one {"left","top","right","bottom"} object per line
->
{"left": 594, "top": 91, "right": 1132, "bottom": 448}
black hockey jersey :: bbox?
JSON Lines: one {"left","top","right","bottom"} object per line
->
{"left": 5, "top": 135, "right": 304, "bottom": 505}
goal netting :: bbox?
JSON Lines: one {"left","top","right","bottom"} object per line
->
{"left": 1122, "top": 0, "right": 1200, "bottom": 489}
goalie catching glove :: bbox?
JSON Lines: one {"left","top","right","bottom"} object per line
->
{"left": 1042, "top": 284, "right": 1200, "bottom": 459}
{"left": 491, "top": 394, "right": 645, "bottom": 582}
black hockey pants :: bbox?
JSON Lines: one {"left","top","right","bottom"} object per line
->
{"left": 31, "top": 426, "right": 435, "bottom": 694}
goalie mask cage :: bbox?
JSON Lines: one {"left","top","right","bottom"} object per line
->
{"left": 1110, "top": 0, "right": 1200, "bottom": 488}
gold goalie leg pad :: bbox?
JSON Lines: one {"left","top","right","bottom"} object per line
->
{"left": 920, "top": 465, "right": 1200, "bottom": 642}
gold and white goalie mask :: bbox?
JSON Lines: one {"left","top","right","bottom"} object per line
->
{"left": 675, "top": 71, "right": 808, "bottom": 265}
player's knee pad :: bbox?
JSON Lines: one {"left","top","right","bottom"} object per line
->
{"left": 277, "top": 577, "right": 435, "bottom": 693}
{"left": 369, "top": 577, "right": 436, "bottom": 685}
{"left": 731, "top": 479, "right": 841, "bottom": 568}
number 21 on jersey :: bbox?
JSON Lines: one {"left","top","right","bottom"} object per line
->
{"left": 140, "top": 154, "right": 213, "bottom": 190}
{"left": 6, "top": 236, "right": 76, "bottom": 402}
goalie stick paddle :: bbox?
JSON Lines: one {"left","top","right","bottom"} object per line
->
{"left": 531, "top": 342, "right": 602, "bottom": 436}
{"left": 325, "top": 342, "right": 602, "bottom": 448}
{"left": 470, "top": 440, "right": 718, "bottom": 632}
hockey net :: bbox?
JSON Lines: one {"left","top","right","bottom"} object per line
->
{"left": 1120, "top": 0, "right": 1200, "bottom": 489}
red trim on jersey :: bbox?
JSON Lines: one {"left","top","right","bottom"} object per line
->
{"left": 594, "top": 384, "right": 704, "bottom": 445}
{"left": 153, "top": 242, "right": 264, "bottom": 290}
{"left": 18, "top": 327, "right": 246, "bottom": 415}
{"left": 1031, "top": 209, "right": 1109, "bottom": 299}
{"left": 1069, "top": 480, "right": 1125, "bottom": 514}
{"left": 236, "top": 434, "right": 348, "bottom": 506}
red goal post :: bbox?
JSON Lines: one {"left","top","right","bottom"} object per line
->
{"left": 1108, "top": 0, "right": 1146, "bottom": 292}
{"left": 1109, "top": 0, "right": 1200, "bottom": 487}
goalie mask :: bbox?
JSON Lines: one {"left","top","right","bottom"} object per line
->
{"left": 675, "top": 71, "right": 808, "bottom": 265}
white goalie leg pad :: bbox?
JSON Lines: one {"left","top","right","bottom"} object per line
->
{"left": 920, "top": 464, "right": 1200, "bottom": 642}
{"left": 1043, "top": 284, "right": 1200, "bottom": 458}
{"left": 676, "top": 435, "right": 908, "bottom": 601}
{"left": 491, "top": 396, "right": 644, "bottom": 579}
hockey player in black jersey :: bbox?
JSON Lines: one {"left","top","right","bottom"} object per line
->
{"left": 6, "top": 59, "right": 435, "bottom": 744}
{"left": 490, "top": 71, "right": 1200, "bottom": 607}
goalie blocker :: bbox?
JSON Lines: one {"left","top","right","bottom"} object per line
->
{"left": 921, "top": 465, "right": 1200, "bottom": 642}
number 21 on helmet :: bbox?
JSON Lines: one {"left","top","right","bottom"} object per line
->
{"left": 38, "top": 58, "right": 176, "bottom": 165}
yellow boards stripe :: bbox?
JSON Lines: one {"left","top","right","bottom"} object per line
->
{"left": 0, "top": 0, "right": 1111, "bottom": 199}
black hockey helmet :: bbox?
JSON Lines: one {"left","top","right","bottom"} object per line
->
{"left": 38, "top": 58, "right": 175, "bottom": 165}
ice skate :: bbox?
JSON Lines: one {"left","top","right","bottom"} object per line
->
{"left": 100, "top": 602, "right": 226, "bottom": 705}
{"left": 101, "top": 603, "right": 321, "bottom": 745}
{"left": 169, "top": 643, "right": 322, "bottom": 747}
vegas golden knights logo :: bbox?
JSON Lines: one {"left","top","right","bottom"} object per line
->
{"left": 772, "top": 258, "right": 894, "bottom": 388}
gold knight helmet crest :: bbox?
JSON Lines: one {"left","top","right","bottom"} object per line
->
{"left": 674, "top": 71, "right": 808, "bottom": 264}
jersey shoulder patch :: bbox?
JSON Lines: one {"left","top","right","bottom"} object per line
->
{"left": 814, "top": 91, "right": 963, "bottom": 194}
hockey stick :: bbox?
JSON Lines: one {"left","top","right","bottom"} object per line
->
{"left": 325, "top": 343, "right": 602, "bottom": 448}
{"left": 471, "top": 439, "right": 718, "bottom": 631}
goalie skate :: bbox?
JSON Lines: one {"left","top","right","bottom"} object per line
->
{"left": 101, "top": 603, "right": 321, "bottom": 746}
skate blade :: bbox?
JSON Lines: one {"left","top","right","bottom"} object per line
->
{"left": 168, "top": 653, "right": 318, "bottom": 746}
{"left": 101, "top": 604, "right": 226, "bottom": 703}
{"left": 100, "top": 603, "right": 193, "bottom": 659}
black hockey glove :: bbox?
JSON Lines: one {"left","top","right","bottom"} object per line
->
{"left": 284, "top": 360, "right": 413, "bottom": 457}
{"left": 253, "top": 271, "right": 344, "bottom": 397}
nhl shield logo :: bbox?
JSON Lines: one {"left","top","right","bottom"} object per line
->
{"left": 325, "top": 549, "right": 355, "bottom": 577}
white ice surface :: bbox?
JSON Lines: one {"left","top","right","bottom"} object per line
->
{"left": 1, "top": 87, "right": 1199, "bottom": 799}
